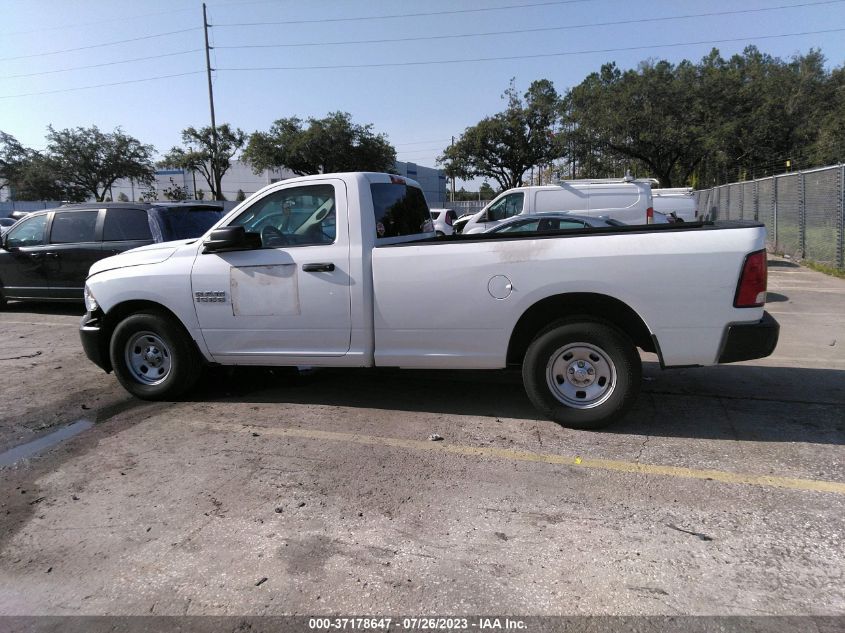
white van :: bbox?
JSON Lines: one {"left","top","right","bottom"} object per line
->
{"left": 652, "top": 187, "right": 698, "bottom": 222}
{"left": 460, "top": 178, "right": 655, "bottom": 234}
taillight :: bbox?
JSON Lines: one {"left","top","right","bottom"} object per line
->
{"left": 734, "top": 250, "right": 767, "bottom": 307}
{"left": 445, "top": 214, "right": 453, "bottom": 226}
{"left": 646, "top": 207, "right": 654, "bottom": 224}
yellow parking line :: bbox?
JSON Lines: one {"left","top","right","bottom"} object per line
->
{"left": 190, "top": 421, "right": 845, "bottom": 495}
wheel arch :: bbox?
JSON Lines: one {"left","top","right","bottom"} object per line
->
{"left": 506, "top": 292, "right": 655, "bottom": 366}
{"left": 96, "top": 299, "right": 203, "bottom": 372}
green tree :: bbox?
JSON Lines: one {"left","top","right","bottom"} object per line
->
{"left": 236, "top": 189, "right": 246, "bottom": 201}
{"left": 439, "top": 79, "right": 563, "bottom": 190}
{"left": 564, "top": 60, "right": 712, "bottom": 187}
{"left": 139, "top": 183, "right": 158, "bottom": 202}
{"left": 0, "top": 131, "right": 27, "bottom": 196}
{"left": 160, "top": 124, "right": 246, "bottom": 201}
{"left": 479, "top": 182, "right": 496, "bottom": 199}
{"left": 14, "top": 154, "right": 80, "bottom": 201}
{"left": 562, "top": 47, "right": 841, "bottom": 186}
{"left": 809, "top": 66, "right": 845, "bottom": 163}
{"left": 162, "top": 177, "right": 189, "bottom": 201}
{"left": 242, "top": 111, "right": 396, "bottom": 176}
{"left": 1, "top": 132, "right": 82, "bottom": 201}
{"left": 117, "top": 192, "right": 129, "bottom": 202}
{"left": 45, "top": 125, "right": 155, "bottom": 201}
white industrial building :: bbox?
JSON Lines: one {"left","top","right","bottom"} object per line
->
{"left": 108, "top": 160, "right": 447, "bottom": 207}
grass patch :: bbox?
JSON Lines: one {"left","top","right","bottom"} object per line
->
{"left": 802, "top": 260, "right": 845, "bottom": 279}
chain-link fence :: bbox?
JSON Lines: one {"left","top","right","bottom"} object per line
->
{"left": 442, "top": 200, "right": 491, "bottom": 216}
{"left": 696, "top": 164, "right": 845, "bottom": 270}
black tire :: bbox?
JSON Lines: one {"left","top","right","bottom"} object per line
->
{"left": 109, "top": 310, "right": 203, "bottom": 400}
{"left": 522, "top": 320, "right": 641, "bottom": 429}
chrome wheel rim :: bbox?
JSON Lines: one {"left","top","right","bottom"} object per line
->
{"left": 546, "top": 342, "right": 616, "bottom": 409}
{"left": 125, "top": 331, "right": 172, "bottom": 385}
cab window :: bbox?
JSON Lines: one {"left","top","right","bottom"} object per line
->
{"left": 370, "top": 183, "right": 431, "bottom": 238}
{"left": 486, "top": 193, "right": 524, "bottom": 221}
{"left": 103, "top": 208, "right": 153, "bottom": 241}
{"left": 50, "top": 210, "right": 99, "bottom": 244}
{"left": 5, "top": 214, "right": 48, "bottom": 248}
{"left": 229, "top": 184, "right": 336, "bottom": 248}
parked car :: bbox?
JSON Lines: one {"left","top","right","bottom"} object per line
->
{"left": 652, "top": 187, "right": 698, "bottom": 222}
{"left": 452, "top": 212, "right": 475, "bottom": 234}
{"left": 483, "top": 213, "right": 626, "bottom": 234}
{"left": 429, "top": 208, "right": 458, "bottom": 236}
{"left": 461, "top": 176, "right": 656, "bottom": 234}
{"left": 0, "top": 202, "right": 225, "bottom": 304}
{"left": 80, "top": 172, "right": 777, "bottom": 430}
{"left": 9, "top": 210, "right": 32, "bottom": 221}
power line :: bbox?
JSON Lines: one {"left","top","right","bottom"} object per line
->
{"left": 215, "top": 28, "right": 845, "bottom": 72}
{"left": 397, "top": 147, "right": 449, "bottom": 154}
{"left": 394, "top": 139, "right": 453, "bottom": 146}
{"left": 2, "top": 7, "right": 197, "bottom": 36}
{"left": 214, "top": 0, "right": 593, "bottom": 27}
{"left": 0, "top": 28, "right": 201, "bottom": 62}
{"left": 0, "top": 71, "right": 206, "bottom": 100}
{"left": 215, "top": 0, "right": 845, "bottom": 49}
{"left": 0, "top": 50, "right": 202, "bottom": 80}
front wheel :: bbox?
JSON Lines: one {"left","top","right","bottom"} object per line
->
{"left": 522, "top": 321, "right": 641, "bottom": 429}
{"left": 109, "top": 311, "right": 203, "bottom": 400}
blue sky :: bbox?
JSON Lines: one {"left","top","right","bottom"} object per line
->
{"left": 2, "top": 0, "right": 844, "bottom": 184}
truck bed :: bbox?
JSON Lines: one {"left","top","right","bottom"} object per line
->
{"left": 370, "top": 220, "right": 768, "bottom": 369}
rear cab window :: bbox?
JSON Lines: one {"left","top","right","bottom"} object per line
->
{"left": 370, "top": 181, "right": 432, "bottom": 242}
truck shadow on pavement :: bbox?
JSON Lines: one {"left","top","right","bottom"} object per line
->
{"left": 2, "top": 301, "right": 84, "bottom": 317}
{"left": 191, "top": 362, "right": 845, "bottom": 445}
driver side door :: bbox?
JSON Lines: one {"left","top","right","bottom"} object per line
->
{"left": 0, "top": 213, "right": 51, "bottom": 300}
{"left": 191, "top": 179, "right": 352, "bottom": 362}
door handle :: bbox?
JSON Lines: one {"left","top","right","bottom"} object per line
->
{"left": 28, "top": 253, "right": 44, "bottom": 260}
{"left": 44, "top": 252, "right": 59, "bottom": 259}
{"left": 302, "top": 262, "right": 335, "bottom": 272}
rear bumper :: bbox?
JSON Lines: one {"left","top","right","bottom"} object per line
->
{"left": 718, "top": 311, "right": 779, "bottom": 364}
{"left": 80, "top": 311, "right": 112, "bottom": 373}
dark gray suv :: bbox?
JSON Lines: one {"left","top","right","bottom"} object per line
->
{"left": 0, "top": 202, "right": 225, "bottom": 305}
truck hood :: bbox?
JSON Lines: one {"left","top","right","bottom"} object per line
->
{"left": 88, "top": 239, "right": 196, "bottom": 277}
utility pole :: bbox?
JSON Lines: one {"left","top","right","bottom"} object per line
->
{"left": 450, "top": 136, "right": 456, "bottom": 203}
{"left": 202, "top": 3, "right": 219, "bottom": 199}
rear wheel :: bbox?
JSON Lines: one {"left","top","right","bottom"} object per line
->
{"left": 522, "top": 320, "right": 641, "bottom": 429}
{"left": 109, "top": 311, "right": 203, "bottom": 400}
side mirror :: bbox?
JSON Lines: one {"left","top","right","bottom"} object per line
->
{"left": 202, "top": 226, "right": 261, "bottom": 253}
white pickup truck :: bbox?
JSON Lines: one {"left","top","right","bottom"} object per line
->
{"left": 79, "top": 172, "right": 778, "bottom": 429}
